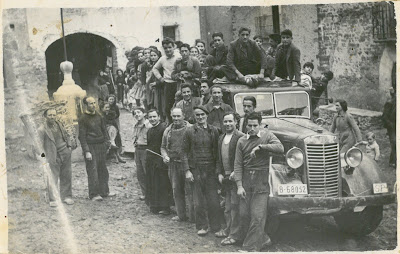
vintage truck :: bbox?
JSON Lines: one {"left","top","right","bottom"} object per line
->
{"left": 218, "top": 81, "right": 396, "bottom": 236}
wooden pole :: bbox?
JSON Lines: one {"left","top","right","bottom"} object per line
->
{"left": 60, "top": 8, "right": 67, "bottom": 61}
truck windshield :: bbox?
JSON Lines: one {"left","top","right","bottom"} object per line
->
{"left": 274, "top": 91, "right": 310, "bottom": 118}
{"left": 234, "top": 92, "right": 274, "bottom": 117}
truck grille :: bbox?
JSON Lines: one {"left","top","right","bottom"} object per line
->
{"left": 305, "top": 143, "right": 340, "bottom": 197}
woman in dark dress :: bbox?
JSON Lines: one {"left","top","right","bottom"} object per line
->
{"left": 145, "top": 109, "right": 172, "bottom": 214}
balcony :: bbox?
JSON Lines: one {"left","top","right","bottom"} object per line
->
{"left": 372, "top": 2, "right": 396, "bottom": 42}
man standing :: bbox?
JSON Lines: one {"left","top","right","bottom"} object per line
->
{"left": 205, "top": 85, "right": 233, "bottom": 132}
{"left": 174, "top": 84, "right": 201, "bottom": 124}
{"left": 182, "top": 106, "right": 225, "bottom": 236}
{"left": 79, "top": 97, "right": 112, "bottom": 201}
{"left": 239, "top": 96, "right": 257, "bottom": 134}
{"left": 382, "top": 88, "right": 396, "bottom": 168}
{"left": 200, "top": 82, "right": 212, "bottom": 105}
{"left": 161, "top": 108, "right": 195, "bottom": 222}
{"left": 132, "top": 107, "right": 152, "bottom": 201}
{"left": 38, "top": 108, "right": 74, "bottom": 207}
{"left": 153, "top": 37, "right": 179, "bottom": 123}
{"left": 146, "top": 109, "right": 172, "bottom": 214}
{"left": 271, "top": 29, "right": 301, "bottom": 86}
{"left": 234, "top": 112, "right": 284, "bottom": 251}
{"left": 225, "top": 27, "right": 267, "bottom": 83}
{"left": 217, "top": 112, "right": 245, "bottom": 245}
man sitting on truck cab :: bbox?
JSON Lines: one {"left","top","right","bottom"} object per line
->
{"left": 225, "top": 27, "right": 267, "bottom": 84}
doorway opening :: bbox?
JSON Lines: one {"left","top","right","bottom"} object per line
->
{"left": 45, "top": 33, "right": 117, "bottom": 98}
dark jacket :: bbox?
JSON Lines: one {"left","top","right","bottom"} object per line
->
{"left": 209, "top": 45, "right": 229, "bottom": 65}
{"left": 182, "top": 123, "right": 220, "bottom": 171}
{"left": 38, "top": 120, "right": 72, "bottom": 165}
{"left": 171, "top": 56, "right": 202, "bottom": 81}
{"left": 272, "top": 43, "right": 301, "bottom": 82}
{"left": 226, "top": 39, "right": 267, "bottom": 73}
{"left": 216, "top": 130, "right": 245, "bottom": 175}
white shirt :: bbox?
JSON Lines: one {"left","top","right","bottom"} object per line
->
{"left": 223, "top": 132, "right": 233, "bottom": 144}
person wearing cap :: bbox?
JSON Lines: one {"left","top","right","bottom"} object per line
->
{"left": 234, "top": 112, "right": 284, "bottom": 251}
{"left": 382, "top": 88, "right": 396, "bottom": 168}
{"left": 225, "top": 27, "right": 267, "bottom": 83}
{"left": 271, "top": 29, "right": 301, "bottom": 86}
{"left": 161, "top": 107, "right": 195, "bottom": 222}
{"left": 182, "top": 105, "right": 225, "bottom": 236}
{"left": 38, "top": 108, "right": 75, "bottom": 207}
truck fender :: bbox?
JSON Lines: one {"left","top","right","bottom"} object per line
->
{"left": 341, "top": 155, "right": 386, "bottom": 196}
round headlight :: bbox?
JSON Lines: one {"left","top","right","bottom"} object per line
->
{"left": 345, "top": 147, "right": 363, "bottom": 167}
{"left": 286, "top": 147, "right": 304, "bottom": 169}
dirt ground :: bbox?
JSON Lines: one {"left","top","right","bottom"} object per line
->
{"left": 6, "top": 108, "right": 398, "bottom": 253}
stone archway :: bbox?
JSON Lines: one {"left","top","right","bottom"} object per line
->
{"left": 45, "top": 33, "right": 117, "bottom": 98}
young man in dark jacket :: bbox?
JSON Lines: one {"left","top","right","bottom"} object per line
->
{"left": 225, "top": 27, "right": 267, "bottom": 83}
{"left": 271, "top": 29, "right": 301, "bottom": 87}
{"left": 205, "top": 32, "right": 229, "bottom": 84}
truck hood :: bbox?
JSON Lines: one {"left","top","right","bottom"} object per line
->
{"left": 263, "top": 118, "right": 332, "bottom": 143}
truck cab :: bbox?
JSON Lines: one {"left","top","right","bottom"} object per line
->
{"left": 218, "top": 81, "right": 396, "bottom": 236}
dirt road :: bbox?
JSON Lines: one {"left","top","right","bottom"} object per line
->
{"left": 7, "top": 109, "right": 397, "bottom": 253}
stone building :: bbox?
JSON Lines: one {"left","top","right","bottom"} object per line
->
{"left": 3, "top": 7, "right": 202, "bottom": 98}
{"left": 199, "top": 2, "right": 396, "bottom": 111}
{"left": 3, "top": 3, "right": 396, "bottom": 111}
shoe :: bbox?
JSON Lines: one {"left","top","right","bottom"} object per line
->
{"left": 108, "top": 192, "right": 117, "bottom": 197}
{"left": 118, "top": 157, "right": 126, "bottom": 163}
{"left": 111, "top": 144, "right": 119, "bottom": 150}
{"left": 139, "top": 195, "right": 145, "bottom": 201}
{"left": 159, "top": 210, "right": 171, "bottom": 215}
{"left": 63, "top": 198, "right": 74, "bottom": 205}
{"left": 197, "top": 228, "right": 208, "bottom": 236}
{"left": 260, "top": 235, "right": 272, "bottom": 250}
{"left": 215, "top": 229, "right": 228, "bottom": 238}
{"left": 91, "top": 195, "right": 103, "bottom": 201}
{"left": 171, "top": 216, "right": 186, "bottom": 222}
{"left": 49, "top": 201, "right": 57, "bottom": 207}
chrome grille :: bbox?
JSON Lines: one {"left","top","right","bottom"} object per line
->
{"left": 305, "top": 143, "right": 340, "bottom": 197}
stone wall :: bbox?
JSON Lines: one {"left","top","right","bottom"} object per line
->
{"left": 316, "top": 3, "right": 390, "bottom": 111}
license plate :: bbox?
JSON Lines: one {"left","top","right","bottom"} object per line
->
{"left": 278, "top": 184, "right": 308, "bottom": 195}
{"left": 373, "top": 183, "right": 388, "bottom": 194}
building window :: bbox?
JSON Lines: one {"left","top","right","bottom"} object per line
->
{"left": 255, "top": 6, "right": 280, "bottom": 40}
{"left": 372, "top": 2, "right": 396, "bottom": 42}
{"left": 163, "top": 25, "right": 178, "bottom": 41}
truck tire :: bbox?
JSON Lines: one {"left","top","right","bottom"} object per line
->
{"left": 265, "top": 215, "right": 280, "bottom": 240}
{"left": 334, "top": 206, "right": 383, "bottom": 236}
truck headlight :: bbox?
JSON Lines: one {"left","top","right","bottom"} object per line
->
{"left": 345, "top": 147, "right": 363, "bottom": 167}
{"left": 286, "top": 147, "right": 304, "bottom": 169}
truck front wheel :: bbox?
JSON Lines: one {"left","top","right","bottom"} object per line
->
{"left": 334, "top": 206, "right": 383, "bottom": 236}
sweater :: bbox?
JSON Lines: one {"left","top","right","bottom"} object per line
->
{"left": 78, "top": 111, "right": 109, "bottom": 153}
{"left": 234, "top": 130, "right": 283, "bottom": 187}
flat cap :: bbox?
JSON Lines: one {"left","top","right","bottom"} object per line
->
{"left": 193, "top": 105, "right": 209, "bottom": 115}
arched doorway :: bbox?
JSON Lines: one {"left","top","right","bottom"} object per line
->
{"left": 45, "top": 33, "right": 117, "bottom": 98}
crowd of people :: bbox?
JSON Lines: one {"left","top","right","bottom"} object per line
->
{"left": 36, "top": 27, "right": 396, "bottom": 252}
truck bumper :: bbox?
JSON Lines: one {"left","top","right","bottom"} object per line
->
{"left": 269, "top": 193, "right": 396, "bottom": 215}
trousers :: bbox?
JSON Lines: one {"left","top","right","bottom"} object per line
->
{"left": 168, "top": 160, "right": 195, "bottom": 221}
{"left": 84, "top": 143, "right": 109, "bottom": 199}
{"left": 47, "top": 146, "right": 72, "bottom": 201}
{"left": 135, "top": 147, "right": 147, "bottom": 196}
{"left": 192, "top": 164, "right": 224, "bottom": 231}
{"left": 223, "top": 178, "right": 241, "bottom": 240}
{"left": 240, "top": 170, "right": 270, "bottom": 251}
